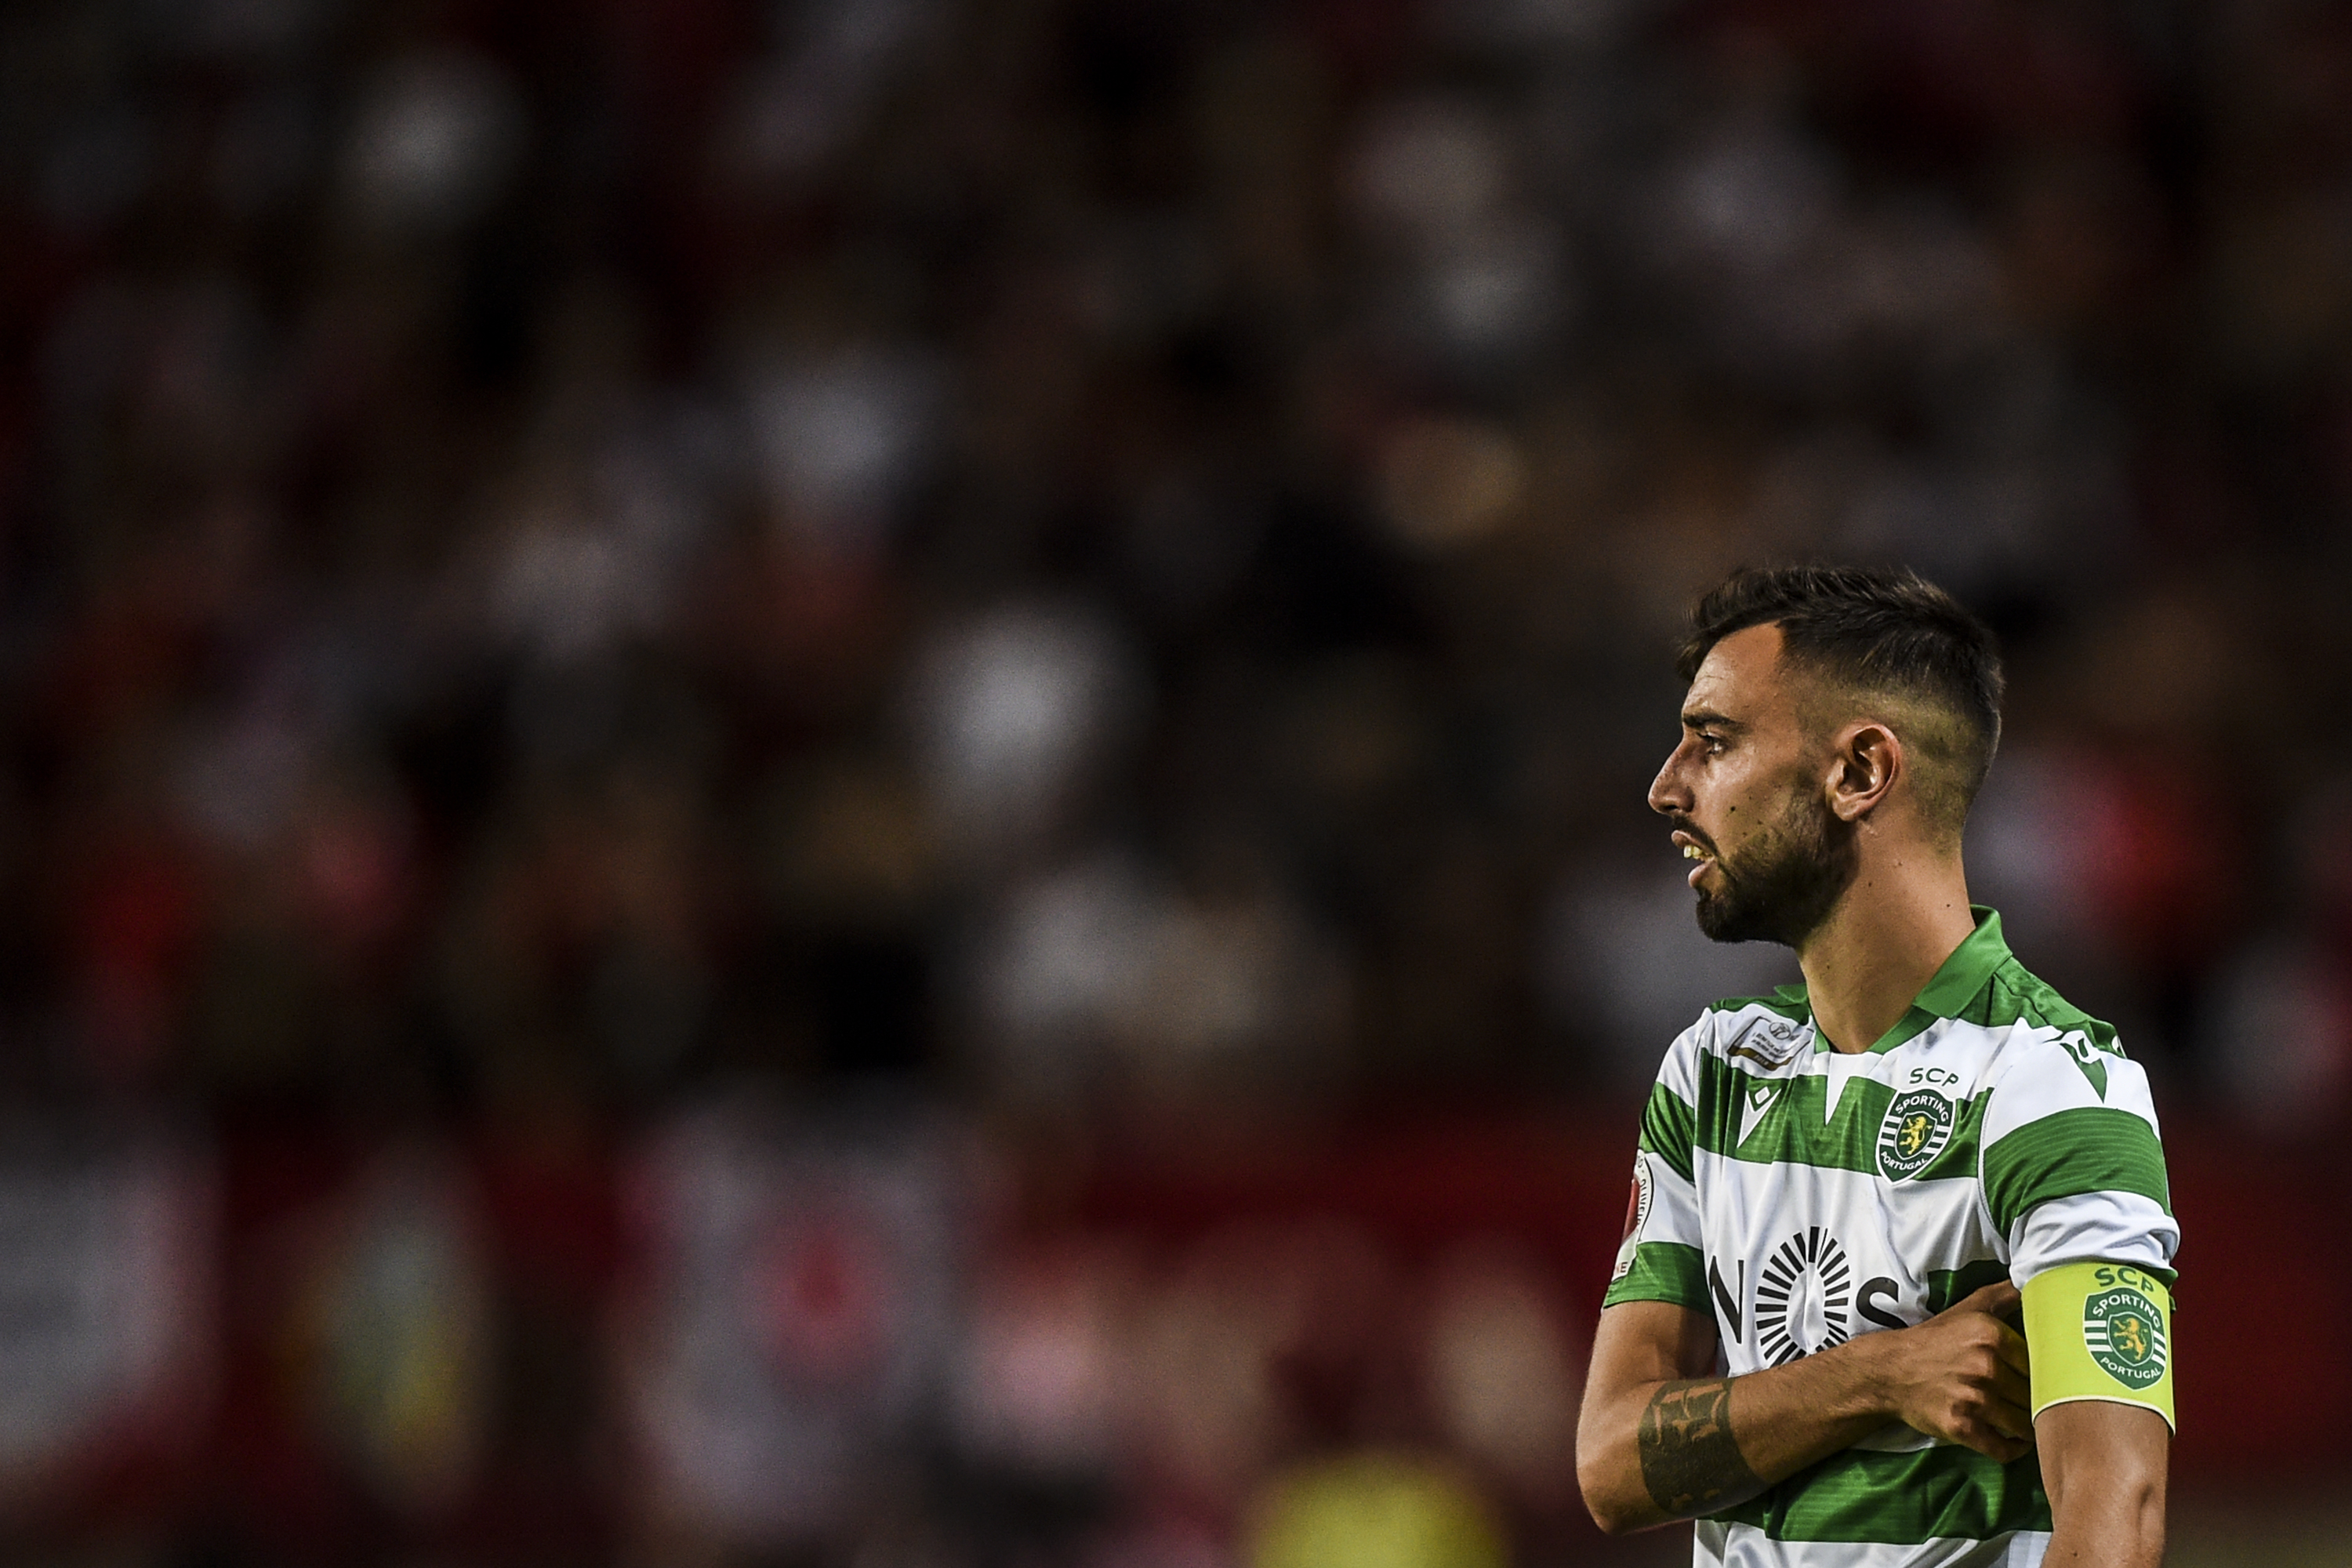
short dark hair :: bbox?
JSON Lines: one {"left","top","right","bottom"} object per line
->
{"left": 1677, "top": 564, "right": 2005, "bottom": 835}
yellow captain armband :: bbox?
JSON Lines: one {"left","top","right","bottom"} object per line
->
{"left": 2022, "top": 1260, "right": 2176, "bottom": 1431}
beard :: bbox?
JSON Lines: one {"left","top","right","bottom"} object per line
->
{"left": 1683, "top": 791, "right": 1860, "bottom": 949}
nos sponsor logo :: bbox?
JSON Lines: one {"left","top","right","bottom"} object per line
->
{"left": 1755, "top": 1226, "right": 1853, "bottom": 1364}
{"left": 1713, "top": 1229, "right": 1904, "bottom": 1356}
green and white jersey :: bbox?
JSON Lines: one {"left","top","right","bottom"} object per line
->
{"left": 1605, "top": 908, "right": 2177, "bottom": 1568}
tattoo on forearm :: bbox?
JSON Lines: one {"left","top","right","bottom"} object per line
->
{"left": 1638, "top": 1379, "right": 1764, "bottom": 1519}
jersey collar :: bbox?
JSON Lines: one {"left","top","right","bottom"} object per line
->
{"left": 1809, "top": 905, "right": 2013, "bottom": 1054}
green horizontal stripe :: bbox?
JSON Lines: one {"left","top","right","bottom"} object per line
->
{"left": 1982, "top": 1107, "right": 2170, "bottom": 1234}
{"left": 1924, "top": 1259, "right": 2012, "bottom": 1315}
{"left": 1693, "top": 1054, "right": 1988, "bottom": 1181}
{"left": 1603, "top": 1242, "right": 1705, "bottom": 1312}
{"left": 1640, "top": 1083, "right": 1697, "bottom": 1181}
{"left": 1715, "top": 1443, "right": 2050, "bottom": 1542}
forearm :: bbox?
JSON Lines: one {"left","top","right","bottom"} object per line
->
{"left": 1580, "top": 1334, "right": 1897, "bottom": 1533}
{"left": 1581, "top": 1281, "right": 2032, "bottom": 1535}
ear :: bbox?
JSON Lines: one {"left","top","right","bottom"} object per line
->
{"left": 1824, "top": 720, "right": 1900, "bottom": 823}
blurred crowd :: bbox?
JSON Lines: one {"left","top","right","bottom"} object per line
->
{"left": 5, "top": 0, "right": 2352, "bottom": 1560}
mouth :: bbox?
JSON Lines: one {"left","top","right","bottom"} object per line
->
{"left": 1671, "top": 829, "right": 1717, "bottom": 887}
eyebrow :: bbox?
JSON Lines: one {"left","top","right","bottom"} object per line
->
{"left": 1681, "top": 708, "right": 1745, "bottom": 733}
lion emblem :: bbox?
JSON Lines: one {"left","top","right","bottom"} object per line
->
{"left": 1897, "top": 1112, "right": 1933, "bottom": 1158}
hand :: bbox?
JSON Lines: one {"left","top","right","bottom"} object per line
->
{"left": 1872, "top": 1282, "right": 2034, "bottom": 1462}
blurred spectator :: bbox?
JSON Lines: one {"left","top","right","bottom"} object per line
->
{"left": 1247, "top": 1454, "right": 1504, "bottom": 1568}
{"left": 615, "top": 1100, "right": 962, "bottom": 1548}
{"left": 0, "top": 1128, "right": 213, "bottom": 1500}
{"left": 1, "top": 0, "right": 2347, "bottom": 1555}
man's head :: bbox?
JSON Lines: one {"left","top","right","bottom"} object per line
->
{"left": 1646, "top": 564, "right": 2004, "bottom": 948}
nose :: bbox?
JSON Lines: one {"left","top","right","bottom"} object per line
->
{"left": 1647, "top": 740, "right": 1691, "bottom": 818}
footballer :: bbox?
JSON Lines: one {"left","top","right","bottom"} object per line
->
{"left": 1576, "top": 566, "right": 2175, "bottom": 1566}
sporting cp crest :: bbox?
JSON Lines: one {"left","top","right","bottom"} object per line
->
{"left": 1876, "top": 1090, "right": 1955, "bottom": 1181}
{"left": 2083, "top": 1288, "right": 2168, "bottom": 1388}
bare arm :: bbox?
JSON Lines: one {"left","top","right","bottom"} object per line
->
{"left": 1575, "top": 1283, "right": 2034, "bottom": 1535}
{"left": 2037, "top": 1401, "right": 2167, "bottom": 1568}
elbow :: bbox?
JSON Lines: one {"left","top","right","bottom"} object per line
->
{"left": 1584, "top": 1500, "right": 1644, "bottom": 1538}
{"left": 1575, "top": 1456, "right": 1645, "bottom": 1537}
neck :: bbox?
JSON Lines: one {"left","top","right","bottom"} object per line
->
{"left": 1795, "top": 839, "right": 1976, "bottom": 1054}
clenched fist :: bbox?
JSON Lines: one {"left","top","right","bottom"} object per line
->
{"left": 1866, "top": 1281, "right": 2034, "bottom": 1462}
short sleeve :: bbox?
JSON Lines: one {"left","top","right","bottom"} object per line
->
{"left": 1602, "top": 1026, "right": 1709, "bottom": 1311}
{"left": 1980, "top": 1028, "right": 2179, "bottom": 1288}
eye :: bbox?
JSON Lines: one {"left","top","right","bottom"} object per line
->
{"left": 1698, "top": 731, "right": 1727, "bottom": 756}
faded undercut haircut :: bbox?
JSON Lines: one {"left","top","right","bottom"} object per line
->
{"left": 1676, "top": 564, "right": 2005, "bottom": 840}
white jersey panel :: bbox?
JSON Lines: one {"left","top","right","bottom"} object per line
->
{"left": 1693, "top": 1153, "right": 2004, "bottom": 1367}
{"left": 2008, "top": 1189, "right": 2176, "bottom": 1286}
{"left": 1695, "top": 1523, "right": 2056, "bottom": 1568}
{"left": 1980, "top": 1031, "right": 2161, "bottom": 1149}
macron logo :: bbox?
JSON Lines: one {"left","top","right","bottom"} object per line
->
{"left": 2056, "top": 1029, "right": 2109, "bottom": 1100}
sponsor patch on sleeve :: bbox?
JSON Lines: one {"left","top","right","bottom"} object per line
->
{"left": 1610, "top": 1153, "right": 1653, "bottom": 1283}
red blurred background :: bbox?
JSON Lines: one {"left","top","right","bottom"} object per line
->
{"left": 1, "top": 0, "right": 2342, "bottom": 1560}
